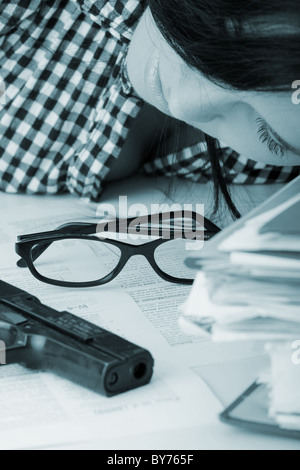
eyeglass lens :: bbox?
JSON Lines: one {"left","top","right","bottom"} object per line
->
{"left": 30, "top": 236, "right": 201, "bottom": 284}
{"left": 32, "top": 239, "right": 122, "bottom": 283}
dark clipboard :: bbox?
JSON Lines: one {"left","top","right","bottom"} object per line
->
{"left": 220, "top": 382, "right": 300, "bottom": 441}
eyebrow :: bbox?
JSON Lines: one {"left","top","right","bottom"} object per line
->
{"left": 267, "top": 121, "right": 300, "bottom": 157}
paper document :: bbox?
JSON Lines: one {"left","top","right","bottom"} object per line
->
{"left": 220, "top": 182, "right": 300, "bottom": 253}
{"left": 0, "top": 176, "right": 284, "bottom": 449}
{"left": 182, "top": 176, "right": 300, "bottom": 432}
{"left": 183, "top": 176, "right": 300, "bottom": 339}
{"left": 0, "top": 180, "right": 221, "bottom": 449}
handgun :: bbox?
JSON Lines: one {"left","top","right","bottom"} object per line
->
{"left": 0, "top": 279, "right": 154, "bottom": 396}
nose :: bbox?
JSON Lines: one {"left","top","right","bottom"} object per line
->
{"left": 163, "top": 67, "right": 236, "bottom": 124}
{"left": 166, "top": 87, "right": 230, "bottom": 124}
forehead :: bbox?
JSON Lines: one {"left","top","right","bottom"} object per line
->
{"left": 141, "top": 7, "right": 300, "bottom": 147}
{"left": 154, "top": 14, "right": 300, "bottom": 140}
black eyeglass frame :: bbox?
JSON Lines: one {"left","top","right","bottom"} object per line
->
{"left": 15, "top": 213, "right": 221, "bottom": 288}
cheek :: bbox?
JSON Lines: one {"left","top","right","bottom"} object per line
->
{"left": 160, "top": 62, "right": 237, "bottom": 124}
{"left": 189, "top": 104, "right": 298, "bottom": 166}
{"left": 166, "top": 80, "right": 207, "bottom": 122}
{"left": 199, "top": 126, "right": 298, "bottom": 167}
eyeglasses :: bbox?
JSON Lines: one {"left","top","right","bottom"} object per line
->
{"left": 15, "top": 212, "right": 221, "bottom": 288}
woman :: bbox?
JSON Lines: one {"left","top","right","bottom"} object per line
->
{"left": 0, "top": 0, "right": 299, "bottom": 217}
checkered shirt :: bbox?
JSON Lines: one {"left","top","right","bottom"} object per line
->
{"left": 0, "top": 0, "right": 298, "bottom": 201}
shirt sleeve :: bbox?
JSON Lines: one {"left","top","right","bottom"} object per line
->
{"left": 70, "top": 0, "right": 146, "bottom": 40}
{"left": 0, "top": 1, "right": 43, "bottom": 34}
{"left": 142, "top": 140, "right": 300, "bottom": 185}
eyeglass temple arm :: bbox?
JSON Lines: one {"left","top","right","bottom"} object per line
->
{"left": 97, "top": 212, "right": 221, "bottom": 236}
{"left": 17, "top": 213, "right": 221, "bottom": 267}
{"left": 17, "top": 222, "right": 96, "bottom": 268}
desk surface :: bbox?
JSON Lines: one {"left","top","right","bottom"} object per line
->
{"left": 0, "top": 176, "right": 299, "bottom": 450}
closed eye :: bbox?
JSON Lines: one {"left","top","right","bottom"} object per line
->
{"left": 256, "top": 117, "right": 300, "bottom": 159}
{"left": 256, "top": 118, "right": 285, "bottom": 158}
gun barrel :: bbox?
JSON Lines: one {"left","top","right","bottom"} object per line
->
{"left": 0, "top": 281, "right": 154, "bottom": 396}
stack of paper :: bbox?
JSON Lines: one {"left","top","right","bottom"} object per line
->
{"left": 182, "top": 176, "right": 300, "bottom": 430}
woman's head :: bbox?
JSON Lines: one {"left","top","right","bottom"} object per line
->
{"left": 127, "top": 1, "right": 300, "bottom": 167}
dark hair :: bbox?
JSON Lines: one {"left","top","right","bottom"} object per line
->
{"left": 148, "top": 0, "right": 300, "bottom": 218}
